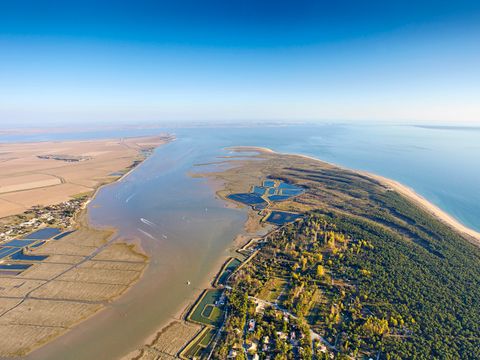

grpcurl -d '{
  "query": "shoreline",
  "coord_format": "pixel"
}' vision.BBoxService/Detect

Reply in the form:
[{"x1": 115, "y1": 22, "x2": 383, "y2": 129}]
[
  {"x1": 0, "y1": 134, "x2": 173, "y2": 358},
  {"x1": 0, "y1": 134, "x2": 174, "y2": 219},
  {"x1": 232, "y1": 146, "x2": 480, "y2": 246}
]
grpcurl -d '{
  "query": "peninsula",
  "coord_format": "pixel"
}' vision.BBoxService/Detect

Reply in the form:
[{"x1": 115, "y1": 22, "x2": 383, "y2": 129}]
[{"x1": 126, "y1": 147, "x2": 480, "y2": 360}]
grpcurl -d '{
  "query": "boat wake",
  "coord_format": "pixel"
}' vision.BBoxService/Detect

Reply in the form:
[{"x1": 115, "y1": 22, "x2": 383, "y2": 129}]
[
  {"x1": 140, "y1": 218, "x2": 157, "y2": 227},
  {"x1": 137, "y1": 228, "x2": 157, "y2": 240}
]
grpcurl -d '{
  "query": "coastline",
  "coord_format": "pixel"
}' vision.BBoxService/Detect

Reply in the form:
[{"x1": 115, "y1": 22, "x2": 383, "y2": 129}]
[
  {"x1": 0, "y1": 134, "x2": 173, "y2": 358},
  {"x1": 0, "y1": 135, "x2": 174, "y2": 218},
  {"x1": 233, "y1": 146, "x2": 480, "y2": 246},
  {"x1": 113, "y1": 142, "x2": 480, "y2": 359}
]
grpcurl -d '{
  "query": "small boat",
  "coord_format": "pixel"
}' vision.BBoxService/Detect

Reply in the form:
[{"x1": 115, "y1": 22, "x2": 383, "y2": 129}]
[{"x1": 187, "y1": 280, "x2": 191, "y2": 285}]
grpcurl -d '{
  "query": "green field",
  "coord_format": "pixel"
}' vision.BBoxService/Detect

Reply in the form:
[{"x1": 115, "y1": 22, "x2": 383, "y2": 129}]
[{"x1": 189, "y1": 289, "x2": 224, "y2": 326}]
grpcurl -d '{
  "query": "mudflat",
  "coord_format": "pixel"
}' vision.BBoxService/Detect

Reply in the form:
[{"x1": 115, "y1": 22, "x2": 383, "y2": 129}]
[{"x1": 0, "y1": 135, "x2": 172, "y2": 218}]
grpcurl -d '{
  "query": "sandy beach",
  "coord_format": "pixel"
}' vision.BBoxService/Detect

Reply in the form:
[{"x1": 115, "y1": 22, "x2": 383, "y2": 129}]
[{"x1": 364, "y1": 173, "x2": 480, "y2": 245}]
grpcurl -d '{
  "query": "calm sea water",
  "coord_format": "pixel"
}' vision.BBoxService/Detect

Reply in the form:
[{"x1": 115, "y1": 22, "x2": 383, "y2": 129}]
[{"x1": 5, "y1": 123, "x2": 479, "y2": 359}]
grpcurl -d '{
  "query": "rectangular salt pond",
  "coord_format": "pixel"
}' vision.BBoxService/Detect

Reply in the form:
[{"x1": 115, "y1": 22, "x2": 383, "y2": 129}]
[
  {"x1": 252, "y1": 186, "x2": 266, "y2": 195},
  {"x1": 278, "y1": 182, "x2": 304, "y2": 195},
  {"x1": 0, "y1": 263, "x2": 32, "y2": 270},
  {"x1": 280, "y1": 188, "x2": 304, "y2": 196},
  {"x1": 0, "y1": 247, "x2": 21, "y2": 259},
  {"x1": 11, "y1": 251, "x2": 48, "y2": 261},
  {"x1": 53, "y1": 230, "x2": 75, "y2": 240},
  {"x1": 22, "y1": 227, "x2": 61, "y2": 240},
  {"x1": 268, "y1": 195, "x2": 292, "y2": 202},
  {"x1": 3, "y1": 239, "x2": 38, "y2": 247},
  {"x1": 227, "y1": 193, "x2": 266, "y2": 206},
  {"x1": 263, "y1": 180, "x2": 275, "y2": 187}
]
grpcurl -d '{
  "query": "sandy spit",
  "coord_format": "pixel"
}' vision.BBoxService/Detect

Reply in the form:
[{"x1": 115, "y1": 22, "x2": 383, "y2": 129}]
[{"x1": 235, "y1": 146, "x2": 480, "y2": 246}]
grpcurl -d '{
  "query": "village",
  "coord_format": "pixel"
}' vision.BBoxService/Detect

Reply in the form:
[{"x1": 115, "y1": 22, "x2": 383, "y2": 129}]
[{"x1": 0, "y1": 196, "x2": 87, "y2": 243}]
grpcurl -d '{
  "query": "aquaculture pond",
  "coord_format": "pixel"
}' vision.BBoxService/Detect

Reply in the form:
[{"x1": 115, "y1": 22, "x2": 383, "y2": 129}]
[
  {"x1": 252, "y1": 186, "x2": 267, "y2": 195},
  {"x1": 228, "y1": 179, "x2": 304, "y2": 209},
  {"x1": 11, "y1": 251, "x2": 49, "y2": 261},
  {"x1": 0, "y1": 263, "x2": 32, "y2": 270},
  {"x1": 227, "y1": 193, "x2": 266, "y2": 207},
  {"x1": 3, "y1": 239, "x2": 38, "y2": 247},
  {"x1": 216, "y1": 258, "x2": 242, "y2": 286},
  {"x1": 0, "y1": 227, "x2": 60, "y2": 274},
  {"x1": 263, "y1": 180, "x2": 275, "y2": 187},
  {"x1": 189, "y1": 289, "x2": 225, "y2": 327},
  {"x1": 22, "y1": 227, "x2": 62, "y2": 240},
  {"x1": 266, "y1": 211, "x2": 303, "y2": 226},
  {"x1": 53, "y1": 230, "x2": 76, "y2": 240},
  {"x1": 0, "y1": 247, "x2": 21, "y2": 259}
]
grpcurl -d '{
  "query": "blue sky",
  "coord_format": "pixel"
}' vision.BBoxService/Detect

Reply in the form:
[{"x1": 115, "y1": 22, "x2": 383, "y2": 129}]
[{"x1": 1, "y1": 0, "x2": 480, "y2": 125}]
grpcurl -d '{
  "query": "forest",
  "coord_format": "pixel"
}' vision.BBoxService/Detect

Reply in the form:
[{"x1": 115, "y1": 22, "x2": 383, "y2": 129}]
[{"x1": 214, "y1": 203, "x2": 480, "y2": 359}]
